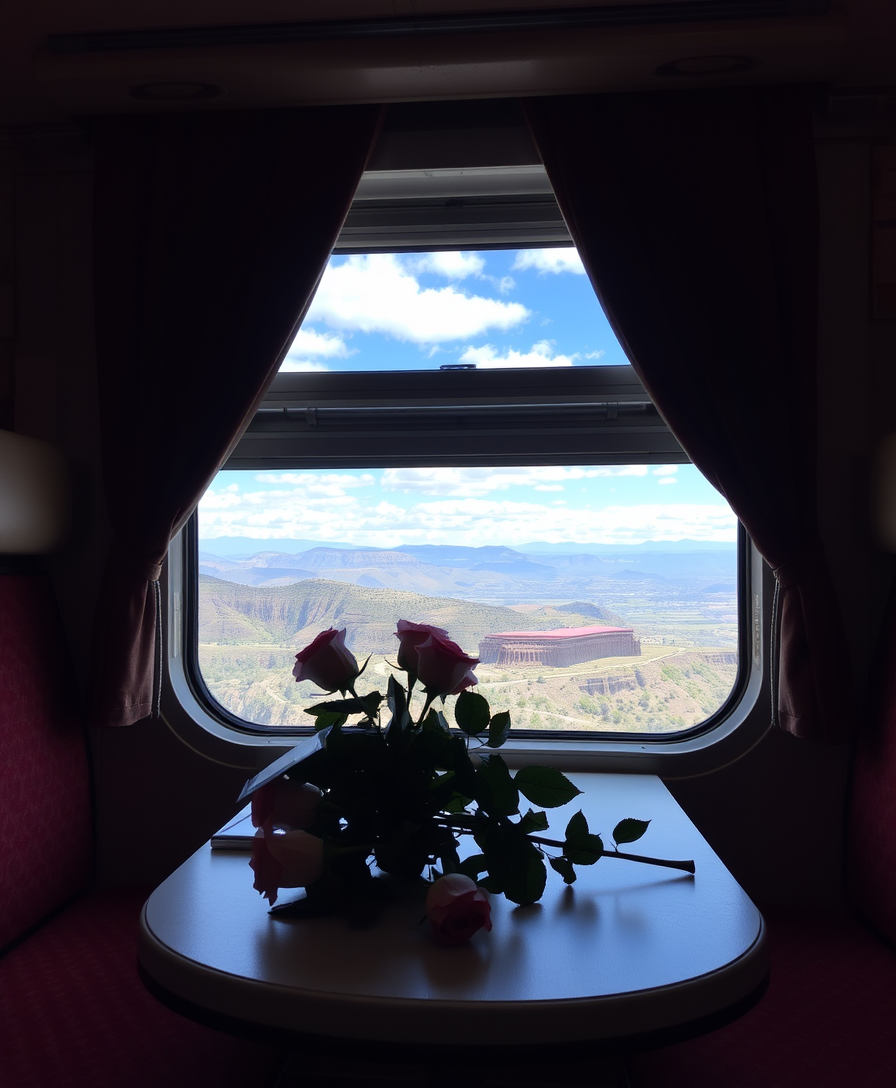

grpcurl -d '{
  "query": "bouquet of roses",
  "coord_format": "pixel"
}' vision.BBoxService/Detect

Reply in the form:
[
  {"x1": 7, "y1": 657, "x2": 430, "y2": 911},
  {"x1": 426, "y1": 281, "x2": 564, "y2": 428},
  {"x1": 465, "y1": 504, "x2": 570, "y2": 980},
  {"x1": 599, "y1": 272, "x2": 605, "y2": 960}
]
[{"x1": 243, "y1": 620, "x2": 694, "y2": 944}]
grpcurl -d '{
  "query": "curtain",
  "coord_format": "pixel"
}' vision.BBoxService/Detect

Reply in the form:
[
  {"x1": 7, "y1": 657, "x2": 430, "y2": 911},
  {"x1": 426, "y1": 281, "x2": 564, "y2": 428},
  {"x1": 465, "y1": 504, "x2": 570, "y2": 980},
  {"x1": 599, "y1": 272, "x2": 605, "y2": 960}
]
[
  {"x1": 523, "y1": 89, "x2": 853, "y2": 741},
  {"x1": 91, "y1": 106, "x2": 384, "y2": 728}
]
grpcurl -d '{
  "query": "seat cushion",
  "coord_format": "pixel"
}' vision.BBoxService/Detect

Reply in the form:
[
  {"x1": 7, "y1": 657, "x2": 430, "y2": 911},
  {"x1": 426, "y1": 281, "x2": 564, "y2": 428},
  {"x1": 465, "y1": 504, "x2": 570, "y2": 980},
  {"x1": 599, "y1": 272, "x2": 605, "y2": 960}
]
[
  {"x1": 0, "y1": 575, "x2": 93, "y2": 950},
  {"x1": 847, "y1": 594, "x2": 896, "y2": 946},
  {"x1": 627, "y1": 908, "x2": 896, "y2": 1088},
  {"x1": 0, "y1": 886, "x2": 287, "y2": 1088}
]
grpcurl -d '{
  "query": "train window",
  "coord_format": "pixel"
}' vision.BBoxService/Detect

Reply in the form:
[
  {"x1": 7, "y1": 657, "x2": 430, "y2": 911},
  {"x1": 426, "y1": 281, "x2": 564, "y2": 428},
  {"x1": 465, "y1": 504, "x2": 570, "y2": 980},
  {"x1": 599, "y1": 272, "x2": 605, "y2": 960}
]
[
  {"x1": 165, "y1": 165, "x2": 762, "y2": 761},
  {"x1": 182, "y1": 274, "x2": 748, "y2": 741}
]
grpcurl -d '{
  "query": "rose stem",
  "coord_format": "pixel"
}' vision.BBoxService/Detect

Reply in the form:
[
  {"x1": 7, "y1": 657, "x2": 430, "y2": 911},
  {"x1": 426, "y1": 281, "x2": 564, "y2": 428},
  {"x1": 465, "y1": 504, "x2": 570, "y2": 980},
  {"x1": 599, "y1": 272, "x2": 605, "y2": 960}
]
[{"x1": 434, "y1": 818, "x2": 695, "y2": 875}]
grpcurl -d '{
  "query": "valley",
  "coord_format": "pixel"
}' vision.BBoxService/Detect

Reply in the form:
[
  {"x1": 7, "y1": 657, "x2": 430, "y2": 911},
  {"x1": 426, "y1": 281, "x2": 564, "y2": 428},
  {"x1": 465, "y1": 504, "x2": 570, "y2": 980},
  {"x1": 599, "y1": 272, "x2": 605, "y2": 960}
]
[{"x1": 196, "y1": 539, "x2": 739, "y2": 734}]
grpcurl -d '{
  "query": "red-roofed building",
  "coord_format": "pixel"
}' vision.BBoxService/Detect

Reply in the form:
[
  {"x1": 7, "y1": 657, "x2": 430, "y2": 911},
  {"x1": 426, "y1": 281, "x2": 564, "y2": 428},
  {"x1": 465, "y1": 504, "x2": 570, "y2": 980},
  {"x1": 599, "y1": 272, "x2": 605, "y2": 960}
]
[{"x1": 478, "y1": 625, "x2": 640, "y2": 667}]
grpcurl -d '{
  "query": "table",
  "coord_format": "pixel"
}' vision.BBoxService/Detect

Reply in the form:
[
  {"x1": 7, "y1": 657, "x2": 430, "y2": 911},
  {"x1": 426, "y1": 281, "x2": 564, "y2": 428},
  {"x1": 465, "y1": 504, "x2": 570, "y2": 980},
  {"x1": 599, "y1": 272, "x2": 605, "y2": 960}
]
[{"x1": 139, "y1": 773, "x2": 766, "y2": 1084}]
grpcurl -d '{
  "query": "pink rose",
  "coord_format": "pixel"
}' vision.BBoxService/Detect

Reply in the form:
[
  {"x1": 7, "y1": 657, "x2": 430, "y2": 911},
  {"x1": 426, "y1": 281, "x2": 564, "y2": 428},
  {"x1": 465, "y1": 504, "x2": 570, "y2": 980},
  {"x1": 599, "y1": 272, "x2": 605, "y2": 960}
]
[
  {"x1": 293, "y1": 628, "x2": 359, "y2": 693},
  {"x1": 395, "y1": 620, "x2": 450, "y2": 677},
  {"x1": 250, "y1": 825, "x2": 324, "y2": 905},
  {"x1": 250, "y1": 781, "x2": 277, "y2": 829},
  {"x1": 251, "y1": 777, "x2": 322, "y2": 830},
  {"x1": 249, "y1": 831, "x2": 284, "y2": 904},
  {"x1": 415, "y1": 632, "x2": 478, "y2": 697},
  {"x1": 426, "y1": 874, "x2": 492, "y2": 946}
]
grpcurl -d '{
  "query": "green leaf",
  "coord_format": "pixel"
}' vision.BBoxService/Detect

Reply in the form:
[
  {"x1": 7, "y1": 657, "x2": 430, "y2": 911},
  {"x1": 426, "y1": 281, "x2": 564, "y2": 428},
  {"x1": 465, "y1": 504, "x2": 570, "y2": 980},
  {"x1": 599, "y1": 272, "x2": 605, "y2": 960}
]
[
  {"x1": 428, "y1": 769, "x2": 455, "y2": 790},
  {"x1": 385, "y1": 674, "x2": 411, "y2": 741},
  {"x1": 549, "y1": 856, "x2": 578, "y2": 885},
  {"x1": 457, "y1": 853, "x2": 488, "y2": 879},
  {"x1": 564, "y1": 810, "x2": 603, "y2": 865},
  {"x1": 440, "y1": 736, "x2": 478, "y2": 797},
  {"x1": 566, "y1": 810, "x2": 588, "y2": 840},
  {"x1": 613, "y1": 818, "x2": 651, "y2": 846},
  {"x1": 472, "y1": 818, "x2": 546, "y2": 906},
  {"x1": 486, "y1": 710, "x2": 512, "y2": 749},
  {"x1": 515, "y1": 766, "x2": 582, "y2": 809},
  {"x1": 517, "y1": 808, "x2": 549, "y2": 835},
  {"x1": 475, "y1": 754, "x2": 520, "y2": 817},
  {"x1": 565, "y1": 834, "x2": 604, "y2": 866},
  {"x1": 305, "y1": 699, "x2": 367, "y2": 717},
  {"x1": 504, "y1": 852, "x2": 547, "y2": 906},
  {"x1": 423, "y1": 707, "x2": 450, "y2": 733},
  {"x1": 307, "y1": 710, "x2": 347, "y2": 731},
  {"x1": 443, "y1": 792, "x2": 472, "y2": 814},
  {"x1": 408, "y1": 710, "x2": 453, "y2": 768},
  {"x1": 454, "y1": 690, "x2": 491, "y2": 736}
]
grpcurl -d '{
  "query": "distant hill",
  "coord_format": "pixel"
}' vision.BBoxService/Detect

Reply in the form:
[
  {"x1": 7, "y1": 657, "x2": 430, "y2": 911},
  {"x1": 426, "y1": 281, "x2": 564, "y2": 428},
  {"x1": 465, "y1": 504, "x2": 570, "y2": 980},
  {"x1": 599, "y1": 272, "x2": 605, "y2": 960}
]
[
  {"x1": 198, "y1": 541, "x2": 736, "y2": 592},
  {"x1": 198, "y1": 575, "x2": 606, "y2": 654},
  {"x1": 555, "y1": 601, "x2": 628, "y2": 625}
]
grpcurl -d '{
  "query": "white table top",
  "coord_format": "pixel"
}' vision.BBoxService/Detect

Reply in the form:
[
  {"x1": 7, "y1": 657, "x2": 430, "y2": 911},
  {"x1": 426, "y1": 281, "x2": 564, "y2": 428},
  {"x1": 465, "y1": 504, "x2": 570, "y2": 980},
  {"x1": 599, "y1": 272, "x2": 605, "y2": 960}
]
[{"x1": 139, "y1": 772, "x2": 766, "y2": 1047}]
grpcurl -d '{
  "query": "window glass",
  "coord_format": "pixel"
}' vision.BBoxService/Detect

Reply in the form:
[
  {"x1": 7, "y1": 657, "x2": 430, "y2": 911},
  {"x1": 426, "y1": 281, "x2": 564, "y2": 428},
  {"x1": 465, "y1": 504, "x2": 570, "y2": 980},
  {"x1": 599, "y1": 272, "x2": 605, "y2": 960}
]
[
  {"x1": 190, "y1": 245, "x2": 741, "y2": 736},
  {"x1": 281, "y1": 247, "x2": 628, "y2": 373},
  {"x1": 196, "y1": 462, "x2": 738, "y2": 733}
]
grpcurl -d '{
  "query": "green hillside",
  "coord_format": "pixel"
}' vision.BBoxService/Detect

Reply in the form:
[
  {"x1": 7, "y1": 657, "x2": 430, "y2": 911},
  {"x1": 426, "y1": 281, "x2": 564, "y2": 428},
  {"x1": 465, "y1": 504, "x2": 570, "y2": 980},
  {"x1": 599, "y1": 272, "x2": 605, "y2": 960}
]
[{"x1": 197, "y1": 574, "x2": 627, "y2": 655}]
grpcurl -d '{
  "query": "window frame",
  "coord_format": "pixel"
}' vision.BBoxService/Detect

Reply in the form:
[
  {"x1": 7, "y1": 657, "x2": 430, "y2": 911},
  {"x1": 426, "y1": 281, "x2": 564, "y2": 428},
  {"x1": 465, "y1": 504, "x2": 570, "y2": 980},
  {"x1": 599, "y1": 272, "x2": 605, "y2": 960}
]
[
  {"x1": 163, "y1": 517, "x2": 770, "y2": 775},
  {"x1": 161, "y1": 166, "x2": 772, "y2": 774}
]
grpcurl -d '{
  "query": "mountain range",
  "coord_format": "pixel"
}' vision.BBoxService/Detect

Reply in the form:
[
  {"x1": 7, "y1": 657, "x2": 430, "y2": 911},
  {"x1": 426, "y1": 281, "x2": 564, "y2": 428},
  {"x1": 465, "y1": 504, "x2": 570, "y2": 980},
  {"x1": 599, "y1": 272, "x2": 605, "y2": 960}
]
[{"x1": 198, "y1": 541, "x2": 737, "y2": 600}]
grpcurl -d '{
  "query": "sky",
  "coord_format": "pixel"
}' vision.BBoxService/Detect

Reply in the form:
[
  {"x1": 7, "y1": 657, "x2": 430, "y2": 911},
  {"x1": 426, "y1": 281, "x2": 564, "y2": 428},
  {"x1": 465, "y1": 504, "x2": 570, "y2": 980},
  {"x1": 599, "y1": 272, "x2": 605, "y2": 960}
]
[
  {"x1": 198, "y1": 248, "x2": 736, "y2": 550},
  {"x1": 200, "y1": 465, "x2": 736, "y2": 550},
  {"x1": 280, "y1": 247, "x2": 628, "y2": 372}
]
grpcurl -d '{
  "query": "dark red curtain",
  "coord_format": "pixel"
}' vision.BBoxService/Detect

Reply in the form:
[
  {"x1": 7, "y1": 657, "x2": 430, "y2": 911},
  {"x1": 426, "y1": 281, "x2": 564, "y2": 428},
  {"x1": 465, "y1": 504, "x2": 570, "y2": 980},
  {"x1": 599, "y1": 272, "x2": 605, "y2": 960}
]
[
  {"x1": 91, "y1": 106, "x2": 383, "y2": 727},
  {"x1": 523, "y1": 89, "x2": 853, "y2": 741}
]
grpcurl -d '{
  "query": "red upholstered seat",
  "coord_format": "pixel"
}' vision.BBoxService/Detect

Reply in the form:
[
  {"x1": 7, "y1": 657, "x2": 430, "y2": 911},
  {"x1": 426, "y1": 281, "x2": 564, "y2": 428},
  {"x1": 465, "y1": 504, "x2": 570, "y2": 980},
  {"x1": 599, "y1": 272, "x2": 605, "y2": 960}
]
[
  {"x1": 0, "y1": 887, "x2": 286, "y2": 1088},
  {"x1": 0, "y1": 575, "x2": 93, "y2": 949},
  {"x1": 847, "y1": 609, "x2": 896, "y2": 949},
  {"x1": 629, "y1": 585, "x2": 896, "y2": 1088},
  {"x1": 0, "y1": 571, "x2": 287, "y2": 1086},
  {"x1": 627, "y1": 907, "x2": 896, "y2": 1088}
]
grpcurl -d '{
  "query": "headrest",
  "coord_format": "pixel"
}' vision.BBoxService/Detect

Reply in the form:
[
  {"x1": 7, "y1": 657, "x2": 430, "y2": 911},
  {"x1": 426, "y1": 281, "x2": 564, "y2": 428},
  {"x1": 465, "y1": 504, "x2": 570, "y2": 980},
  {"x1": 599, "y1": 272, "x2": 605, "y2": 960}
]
[
  {"x1": 0, "y1": 430, "x2": 71, "y2": 554},
  {"x1": 872, "y1": 432, "x2": 896, "y2": 553}
]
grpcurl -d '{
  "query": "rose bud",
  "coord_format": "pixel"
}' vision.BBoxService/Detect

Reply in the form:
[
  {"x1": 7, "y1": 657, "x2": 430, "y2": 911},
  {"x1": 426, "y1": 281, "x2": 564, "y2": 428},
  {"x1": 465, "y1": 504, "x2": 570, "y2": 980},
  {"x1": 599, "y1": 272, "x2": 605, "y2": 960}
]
[
  {"x1": 250, "y1": 781, "x2": 277, "y2": 829},
  {"x1": 252, "y1": 777, "x2": 322, "y2": 830},
  {"x1": 414, "y1": 631, "x2": 478, "y2": 697},
  {"x1": 265, "y1": 827, "x2": 324, "y2": 887},
  {"x1": 292, "y1": 627, "x2": 359, "y2": 693},
  {"x1": 395, "y1": 620, "x2": 450, "y2": 679},
  {"x1": 426, "y1": 873, "x2": 492, "y2": 946},
  {"x1": 251, "y1": 827, "x2": 325, "y2": 905},
  {"x1": 249, "y1": 831, "x2": 284, "y2": 905}
]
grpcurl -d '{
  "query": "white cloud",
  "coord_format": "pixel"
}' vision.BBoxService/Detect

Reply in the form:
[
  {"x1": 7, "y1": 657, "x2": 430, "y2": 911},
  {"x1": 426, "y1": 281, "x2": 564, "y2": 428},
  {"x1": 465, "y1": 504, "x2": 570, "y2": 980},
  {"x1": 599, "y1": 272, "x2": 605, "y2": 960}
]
[
  {"x1": 279, "y1": 359, "x2": 332, "y2": 373},
  {"x1": 305, "y1": 254, "x2": 529, "y2": 344},
  {"x1": 654, "y1": 467, "x2": 679, "y2": 487},
  {"x1": 280, "y1": 327, "x2": 354, "y2": 373},
  {"x1": 288, "y1": 328, "x2": 351, "y2": 358},
  {"x1": 407, "y1": 252, "x2": 485, "y2": 278},
  {"x1": 512, "y1": 248, "x2": 586, "y2": 275},
  {"x1": 459, "y1": 339, "x2": 576, "y2": 369},
  {"x1": 380, "y1": 465, "x2": 649, "y2": 497},
  {"x1": 199, "y1": 468, "x2": 736, "y2": 548}
]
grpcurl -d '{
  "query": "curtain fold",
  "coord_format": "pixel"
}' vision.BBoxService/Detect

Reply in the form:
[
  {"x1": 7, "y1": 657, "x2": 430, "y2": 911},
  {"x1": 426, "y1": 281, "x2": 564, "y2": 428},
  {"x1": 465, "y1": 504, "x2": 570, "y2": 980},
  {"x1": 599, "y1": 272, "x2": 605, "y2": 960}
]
[
  {"x1": 91, "y1": 105, "x2": 384, "y2": 727},
  {"x1": 523, "y1": 88, "x2": 853, "y2": 741}
]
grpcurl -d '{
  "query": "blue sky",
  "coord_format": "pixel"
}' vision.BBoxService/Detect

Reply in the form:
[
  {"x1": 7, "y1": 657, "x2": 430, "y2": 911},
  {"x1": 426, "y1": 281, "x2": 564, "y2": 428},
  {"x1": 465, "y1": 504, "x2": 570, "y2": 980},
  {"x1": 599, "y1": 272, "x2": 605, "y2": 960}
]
[
  {"x1": 281, "y1": 247, "x2": 629, "y2": 372},
  {"x1": 198, "y1": 249, "x2": 736, "y2": 549}
]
